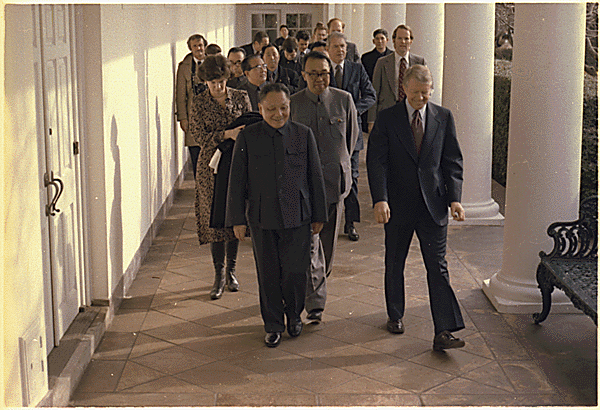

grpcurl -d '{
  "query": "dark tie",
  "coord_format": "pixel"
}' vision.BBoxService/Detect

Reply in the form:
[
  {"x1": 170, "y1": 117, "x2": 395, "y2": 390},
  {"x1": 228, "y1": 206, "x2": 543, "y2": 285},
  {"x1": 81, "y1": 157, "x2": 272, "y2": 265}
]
[
  {"x1": 411, "y1": 110, "x2": 424, "y2": 154},
  {"x1": 398, "y1": 58, "x2": 407, "y2": 101},
  {"x1": 335, "y1": 65, "x2": 343, "y2": 88}
]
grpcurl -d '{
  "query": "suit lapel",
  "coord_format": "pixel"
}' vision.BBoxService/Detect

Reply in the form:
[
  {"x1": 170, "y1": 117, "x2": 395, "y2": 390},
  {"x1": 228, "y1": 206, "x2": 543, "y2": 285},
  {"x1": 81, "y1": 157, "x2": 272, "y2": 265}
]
[
  {"x1": 384, "y1": 54, "x2": 397, "y2": 99},
  {"x1": 341, "y1": 63, "x2": 351, "y2": 89},
  {"x1": 419, "y1": 103, "x2": 440, "y2": 160},
  {"x1": 392, "y1": 102, "x2": 419, "y2": 164}
]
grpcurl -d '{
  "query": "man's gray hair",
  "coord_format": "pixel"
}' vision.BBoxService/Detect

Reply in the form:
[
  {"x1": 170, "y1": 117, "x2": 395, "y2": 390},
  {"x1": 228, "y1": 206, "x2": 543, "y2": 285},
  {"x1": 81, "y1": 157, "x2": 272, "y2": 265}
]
[
  {"x1": 403, "y1": 64, "x2": 434, "y2": 88},
  {"x1": 326, "y1": 31, "x2": 347, "y2": 47}
]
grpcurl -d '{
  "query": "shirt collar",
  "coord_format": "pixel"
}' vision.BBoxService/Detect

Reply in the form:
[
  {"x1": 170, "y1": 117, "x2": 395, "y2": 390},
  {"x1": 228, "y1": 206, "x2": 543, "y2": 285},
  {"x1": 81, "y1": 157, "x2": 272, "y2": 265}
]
[
  {"x1": 405, "y1": 99, "x2": 426, "y2": 120},
  {"x1": 264, "y1": 119, "x2": 290, "y2": 137},
  {"x1": 395, "y1": 51, "x2": 410, "y2": 66},
  {"x1": 332, "y1": 60, "x2": 345, "y2": 70},
  {"x1": 305, "y1": 86, "x2": 330, "y2": 103}
]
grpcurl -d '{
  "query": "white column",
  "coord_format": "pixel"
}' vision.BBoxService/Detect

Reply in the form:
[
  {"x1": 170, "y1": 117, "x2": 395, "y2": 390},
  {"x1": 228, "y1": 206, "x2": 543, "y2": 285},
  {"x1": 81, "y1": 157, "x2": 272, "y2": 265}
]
[
  {"x1": 350, "y1": 4, "x2": 365, "y2": 55},
  {"x1": 405, "y1": 3, "x2": 444, "y2": 104},
  {"x1": 363, "y1": 4, "x2": 382, "y2": 54},
  {"x1": 442, "y1": 3, "x2": 503, "y2": 225},
  {"x1": 380, "y1": 4, "x2": 406, "y2": 34},
  {"x1": 483, "y1": 3, "x2": 586, "y2": 313}
]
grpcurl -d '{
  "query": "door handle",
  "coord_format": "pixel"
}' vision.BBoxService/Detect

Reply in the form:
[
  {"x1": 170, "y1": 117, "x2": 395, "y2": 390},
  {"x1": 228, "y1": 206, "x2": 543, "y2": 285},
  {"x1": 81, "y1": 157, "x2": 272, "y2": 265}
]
[{"x1": 44, "y1": 171, "x2": 64, "y2": 216}]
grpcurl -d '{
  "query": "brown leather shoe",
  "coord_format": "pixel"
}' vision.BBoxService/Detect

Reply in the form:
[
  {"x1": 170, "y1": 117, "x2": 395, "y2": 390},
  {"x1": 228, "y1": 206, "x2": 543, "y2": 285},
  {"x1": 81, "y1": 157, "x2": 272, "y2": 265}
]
[
  {"x1": 386, "y1": 318, "x2": 405, "y2": 334},
  {"x1": 433, "y1": 330, "x2": 465, "y2": 351}
]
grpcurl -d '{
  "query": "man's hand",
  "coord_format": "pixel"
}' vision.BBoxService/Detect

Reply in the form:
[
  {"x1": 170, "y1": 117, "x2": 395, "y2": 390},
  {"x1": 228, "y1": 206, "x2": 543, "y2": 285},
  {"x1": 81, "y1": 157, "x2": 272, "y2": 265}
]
[
  {"x1": 373, "y1": 201, "x2": 390, "y2": 224},
  {"x1": 451, "y1": 202, "x2": 465, "y2": 221},
  {"x1": 311, "y1": 222, "x2": 324, "y2": 235},
  {"x1": 233, "y1": 225, "x2": 247, "y2": 241},
  {"x1": 367, "y1": 122, "x2": 374, "y2": 133},
  {"x1": 179, "y1": 119, "x2": 189, "y2": 133},
  {"x1": 224, "y1": 125, "x2": 245, "y2": 141}
]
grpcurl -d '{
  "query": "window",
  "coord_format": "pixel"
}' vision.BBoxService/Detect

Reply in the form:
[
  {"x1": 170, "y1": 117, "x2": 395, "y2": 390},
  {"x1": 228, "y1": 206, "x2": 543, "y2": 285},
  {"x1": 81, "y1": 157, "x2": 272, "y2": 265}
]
[
  {"x1": 251, "y1": 13, "x2": 279, "y2": 45},
  {"x1": 285, "y1": 13, "x2": 312, "y2": 38}
]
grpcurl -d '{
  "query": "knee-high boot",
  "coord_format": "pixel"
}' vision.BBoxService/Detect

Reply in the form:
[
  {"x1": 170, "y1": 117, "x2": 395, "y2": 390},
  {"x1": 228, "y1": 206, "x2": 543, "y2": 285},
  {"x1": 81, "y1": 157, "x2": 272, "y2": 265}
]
[
  {"x1": 210, "y1": 242, "x2": 226, "y2": 300},
  {"x1": 225, "y1": 239, "x2": 240, "y2": 292}
]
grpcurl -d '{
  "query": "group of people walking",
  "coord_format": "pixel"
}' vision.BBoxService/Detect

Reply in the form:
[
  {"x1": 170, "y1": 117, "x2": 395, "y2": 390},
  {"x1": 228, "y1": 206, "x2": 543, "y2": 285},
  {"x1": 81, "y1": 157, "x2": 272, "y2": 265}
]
[{"x1": 175, "y1": 17, "x2": 467, "y2": 352}]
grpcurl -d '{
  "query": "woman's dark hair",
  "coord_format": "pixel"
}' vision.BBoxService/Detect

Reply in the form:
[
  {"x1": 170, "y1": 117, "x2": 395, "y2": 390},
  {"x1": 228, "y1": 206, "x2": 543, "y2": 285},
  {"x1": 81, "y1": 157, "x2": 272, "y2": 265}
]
[{"x1": 198, "y1": 54, "x2": 231, "y2": 81}]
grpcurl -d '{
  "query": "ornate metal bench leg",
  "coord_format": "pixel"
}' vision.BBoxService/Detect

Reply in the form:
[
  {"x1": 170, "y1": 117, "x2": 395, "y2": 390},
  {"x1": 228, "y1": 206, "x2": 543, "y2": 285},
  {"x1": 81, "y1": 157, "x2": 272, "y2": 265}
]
[{"x1": 533, "y1": 264, "x2": 554, "y2": 324}]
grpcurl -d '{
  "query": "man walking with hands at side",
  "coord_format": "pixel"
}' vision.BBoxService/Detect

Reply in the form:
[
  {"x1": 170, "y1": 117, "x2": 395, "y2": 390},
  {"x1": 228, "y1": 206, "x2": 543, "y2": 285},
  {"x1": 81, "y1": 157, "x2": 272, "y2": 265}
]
[{"x1": 367, "y1": 64, "x2": 467, "y2": 351}]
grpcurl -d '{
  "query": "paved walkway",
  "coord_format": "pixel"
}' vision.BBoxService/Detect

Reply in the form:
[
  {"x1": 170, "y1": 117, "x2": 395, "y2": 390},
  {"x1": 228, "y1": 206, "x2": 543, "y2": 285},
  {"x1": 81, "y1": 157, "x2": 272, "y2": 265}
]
[{"x1": 71, "y1": 154, "x2": 597, "y2": 407}]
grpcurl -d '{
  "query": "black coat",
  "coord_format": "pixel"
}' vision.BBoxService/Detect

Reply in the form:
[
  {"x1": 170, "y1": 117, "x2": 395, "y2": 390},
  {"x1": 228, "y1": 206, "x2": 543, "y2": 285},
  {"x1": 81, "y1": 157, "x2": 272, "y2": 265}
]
[{"x1": 226, "y1": 120, "x2": 328, "y2": 230}]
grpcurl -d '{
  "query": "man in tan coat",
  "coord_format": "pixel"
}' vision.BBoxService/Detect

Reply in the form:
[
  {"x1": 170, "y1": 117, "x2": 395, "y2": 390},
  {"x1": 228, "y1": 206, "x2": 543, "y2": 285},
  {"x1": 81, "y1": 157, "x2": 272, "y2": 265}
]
[{"x1": 176, "y1": 34, "x2": 207, "y2": 179}]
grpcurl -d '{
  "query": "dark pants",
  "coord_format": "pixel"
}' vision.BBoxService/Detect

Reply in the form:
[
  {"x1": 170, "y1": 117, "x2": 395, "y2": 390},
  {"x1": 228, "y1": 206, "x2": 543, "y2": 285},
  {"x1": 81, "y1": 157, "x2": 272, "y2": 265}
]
[
  {"x1": 344, "y1": 149, "x2": 361, "y2": 225},
  {"x1": 383, "y1": 200, "x2": 464, "y2": 335},
  {"x1": 250, "y1": 223, "x2": 311, "y2": 333},
  {"x1": 188, "y1": 146, "x2": 200, "y2": 180}
]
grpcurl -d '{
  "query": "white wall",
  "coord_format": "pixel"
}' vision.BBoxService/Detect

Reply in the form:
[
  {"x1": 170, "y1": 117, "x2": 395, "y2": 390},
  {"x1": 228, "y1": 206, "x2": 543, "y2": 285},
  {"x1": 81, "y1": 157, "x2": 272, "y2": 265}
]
[{"x1": 3, "y1": 5, "x2": 49, "y2": 406}]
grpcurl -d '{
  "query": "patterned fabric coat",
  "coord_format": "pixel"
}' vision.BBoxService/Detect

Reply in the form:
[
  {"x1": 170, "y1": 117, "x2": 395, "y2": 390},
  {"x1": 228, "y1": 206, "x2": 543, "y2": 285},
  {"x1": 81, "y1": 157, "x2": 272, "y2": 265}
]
[{"x1": 189, "y1": 87, "x2": 252, "y2": 244}]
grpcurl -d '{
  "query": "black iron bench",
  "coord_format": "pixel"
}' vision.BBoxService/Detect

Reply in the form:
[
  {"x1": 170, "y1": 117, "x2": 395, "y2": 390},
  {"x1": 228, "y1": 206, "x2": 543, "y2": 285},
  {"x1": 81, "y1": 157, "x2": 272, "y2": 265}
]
[{"x1": 533, "y1": 196, "x2": 598, "y2": 325}]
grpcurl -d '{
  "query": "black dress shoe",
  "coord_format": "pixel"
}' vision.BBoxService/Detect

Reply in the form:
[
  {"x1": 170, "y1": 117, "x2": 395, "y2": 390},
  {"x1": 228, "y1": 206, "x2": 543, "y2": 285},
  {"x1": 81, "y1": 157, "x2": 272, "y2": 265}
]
[
  {"x1": 287, "y1": 320, "x2": 303, "y2": 337},
  {"x1": 346, "y1": 223, "x2": 359, "y2": 241},
  {"x1": 433, "y1": 330, "x2": 465, "y2": 351},
  {"x1": 265, "y1": 332, "x2": 282, "y2": 347},
  {"x1": 386, "y1": 318, "x2": 405, "y2": 334},
  {"x1": 306, "y1": 311, "x2": 322, "y2": 323}
]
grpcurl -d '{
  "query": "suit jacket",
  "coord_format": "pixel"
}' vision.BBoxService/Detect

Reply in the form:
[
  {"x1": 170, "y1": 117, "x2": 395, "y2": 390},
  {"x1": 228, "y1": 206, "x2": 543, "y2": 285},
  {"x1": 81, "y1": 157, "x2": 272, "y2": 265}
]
[
  {"x1": 175, "y1": 53, "x2": 201, "y2": 146},
  {"x1": 290, "y1": 87, "x2": 360, "y2": 206},
  {"x1": 368, "y1": 52, "x2": 426, "y2": 122},
  {"x1": 225, "y1": 120, "x2": 328, "y2": 230},
  {"x1": 241, "y1": 43, "x2": 259, "y2": 57},
  {"x1": 235, "y1": 81, "x2": 264, "y2": 112},
  {"x1": 268, "y1": 65, "x2": 300, "y2": 94},
  {"x1": 331, "y1": 60, "x2": 376, "y2": 151},
  {"x1": 366, "y1": 100, "x2": 463, "y2": 226},
  {"x1": 361, "y1": 47, "x2": 393, "y2": 80}
]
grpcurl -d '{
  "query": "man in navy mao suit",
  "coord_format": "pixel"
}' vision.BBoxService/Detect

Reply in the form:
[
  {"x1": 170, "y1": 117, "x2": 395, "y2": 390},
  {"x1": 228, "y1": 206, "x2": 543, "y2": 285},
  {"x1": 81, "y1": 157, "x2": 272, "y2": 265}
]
[{"x1": 366, "y1": 64, "x2": 467, "y2": 352}]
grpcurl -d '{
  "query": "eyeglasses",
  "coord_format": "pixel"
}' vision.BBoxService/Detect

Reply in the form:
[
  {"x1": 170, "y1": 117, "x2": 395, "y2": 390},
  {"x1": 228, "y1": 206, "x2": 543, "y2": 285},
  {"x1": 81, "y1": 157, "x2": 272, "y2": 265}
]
[
  {"x1": 231, "y1": 61, "x2": 242, "y2": 66},
  {"x1": 250, "y1": 64, "x2": 267, "y2": 71},
  {"x1": 305, "y1": 71, "x2": 330, "y2": 79}
]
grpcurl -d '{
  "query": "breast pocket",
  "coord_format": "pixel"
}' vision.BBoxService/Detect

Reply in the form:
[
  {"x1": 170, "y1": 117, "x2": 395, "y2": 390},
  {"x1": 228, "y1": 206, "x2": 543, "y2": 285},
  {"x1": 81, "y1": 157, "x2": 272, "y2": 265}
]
[
  {"x1": 286, "y1": 146, "x2": 307, "y2": 168},
  {"x1": 330, "y1": 117, "x2": 346, "y2": 139}
]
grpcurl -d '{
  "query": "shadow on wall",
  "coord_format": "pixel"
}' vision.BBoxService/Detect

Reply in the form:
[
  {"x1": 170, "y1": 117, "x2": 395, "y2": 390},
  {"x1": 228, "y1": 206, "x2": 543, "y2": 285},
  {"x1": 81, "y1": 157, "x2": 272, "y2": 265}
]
[
  {"x1": 110, "y1": 115, "x2": 123, "y2": 285},
  {"x1": 135, "y1": 47, "x2": 150, "y2": 230},
  {"x1": 170, "y1": 41, "x2": 180, "y2": 178},
  {"x1": 155, "y1": 95, "x2": 163, "y2": 211}
]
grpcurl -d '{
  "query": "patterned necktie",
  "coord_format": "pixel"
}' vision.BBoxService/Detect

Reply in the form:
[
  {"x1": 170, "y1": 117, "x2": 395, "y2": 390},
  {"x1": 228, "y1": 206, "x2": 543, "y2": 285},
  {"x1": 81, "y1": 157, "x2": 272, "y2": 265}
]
[
  {"x1": 398, "y1": 58, "x2": 407, "y2": 101},
  {"x1": 411, "y1": 110, "x2": 424, "y2": 154},
  {"x1": 335, "y1": 65, "x2": 343, "y2": 88}
]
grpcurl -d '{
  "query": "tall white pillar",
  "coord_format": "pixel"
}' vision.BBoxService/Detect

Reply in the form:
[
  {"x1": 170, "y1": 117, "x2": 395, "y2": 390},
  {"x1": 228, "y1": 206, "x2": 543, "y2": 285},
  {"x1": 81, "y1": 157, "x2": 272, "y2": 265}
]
[
  {"x1": 442, "y1": 3, "x2": 503, "y2": 225},
  {"x1": 363, "y1": 4, "x2": 382, "y2": 54},
  {"x1": 483, "y1": 3, "x2": 586, "y2": 313},
  {"x1": 350, "y1": 4, "x2": 365, "y2": 55},
  {"x1": 405, "y1": 3, "x2": 444, "y2": 104},
  {"x1": 380, "y1": 4, "x2": 406, "y2": 34}
]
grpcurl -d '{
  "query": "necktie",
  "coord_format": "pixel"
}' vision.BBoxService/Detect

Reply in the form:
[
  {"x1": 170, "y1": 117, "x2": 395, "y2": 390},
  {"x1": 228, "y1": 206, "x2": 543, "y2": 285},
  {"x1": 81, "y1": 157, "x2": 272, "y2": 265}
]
[
  {"x1": 411, "y1": 110, "x2": 424, "y2": 154},
  {"x1": 398, "y1": 58, "x2": 407, "y2": 101},
  {"x1": 335, "y1": 65, "x2": 343, "y2": 88}
]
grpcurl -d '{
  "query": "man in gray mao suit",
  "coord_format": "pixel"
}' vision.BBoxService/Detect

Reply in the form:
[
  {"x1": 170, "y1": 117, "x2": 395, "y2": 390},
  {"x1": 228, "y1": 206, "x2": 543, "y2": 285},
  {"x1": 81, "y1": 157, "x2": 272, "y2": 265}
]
[
  {"x1": 290, "y1": 51, "x2": 360, "y2": 322},
  {"x1": 368, "y1": 24, "x2": 426, "y2": 130}
]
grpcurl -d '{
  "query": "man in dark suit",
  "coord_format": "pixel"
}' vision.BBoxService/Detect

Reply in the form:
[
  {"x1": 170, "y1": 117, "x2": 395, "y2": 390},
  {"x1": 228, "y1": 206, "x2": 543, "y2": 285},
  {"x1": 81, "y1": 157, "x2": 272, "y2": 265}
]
[
  {"x1": 236, "y1": 54, "x2": 267, "y2": 111},
  {"x1": 241, "y1": 31, "x2": 270, "y2": 57},
  {"x1": 226, "y1": 83, "x2": 328, "y2": 348},
  {"x1": 361, "y1": 28, "x2": 393, "y2": 133},
  {"x1": 226, "y1": 47, "x2": 248, "y2": 89},
  {"x1": 290, "y1": 51, "x2": 360, "y2": 323},
  {"x1": 368, "y1": 24, "x2": 426, "y2": 131},
  {"x1": 366, "y1": 64, "x2": 467, "y2": 351},
  {"x1": 327, "y1": 18, "x2": 360, "y2": 62},
  {"x1": 327, "y1": 32, "x2": 376, "y2": 241}
]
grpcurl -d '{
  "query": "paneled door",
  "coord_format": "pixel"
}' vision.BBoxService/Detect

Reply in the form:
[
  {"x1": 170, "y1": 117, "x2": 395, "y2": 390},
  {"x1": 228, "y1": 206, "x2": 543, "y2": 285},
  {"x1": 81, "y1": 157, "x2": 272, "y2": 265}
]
[{"x1": 35, "y1": 4, "x2": 85, "y2": 348}]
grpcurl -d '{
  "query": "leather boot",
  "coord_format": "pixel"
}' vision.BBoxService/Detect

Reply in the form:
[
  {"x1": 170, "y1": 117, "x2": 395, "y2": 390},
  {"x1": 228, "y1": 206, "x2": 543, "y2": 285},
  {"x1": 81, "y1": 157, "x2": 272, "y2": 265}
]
[
  {"x1": 225, "y1": 240, "x2": 239, "y2": 292},
  {"x1": 210, "y1": 242, "x2": 226, "y2": 300}
]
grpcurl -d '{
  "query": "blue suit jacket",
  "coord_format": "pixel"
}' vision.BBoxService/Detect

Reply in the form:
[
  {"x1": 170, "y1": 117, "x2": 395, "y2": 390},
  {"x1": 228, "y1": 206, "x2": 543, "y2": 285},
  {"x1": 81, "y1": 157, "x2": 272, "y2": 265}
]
[
  {"x1": 366, "y1": 100, "x2": 463, "y2": 226},
  {"x1": 331, "y1": 60, "x2": 376, "y2": 151}
]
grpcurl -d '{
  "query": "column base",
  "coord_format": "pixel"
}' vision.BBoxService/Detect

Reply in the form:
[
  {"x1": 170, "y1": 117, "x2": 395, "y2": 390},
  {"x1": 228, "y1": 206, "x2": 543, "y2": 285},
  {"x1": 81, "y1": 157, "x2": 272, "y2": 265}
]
[
  {"x1": 450, "y1": 198, "x2": 504, "y2": 226},
  {"x1": 482, "y1": 274, "x2": 581, "y2": 314}
]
